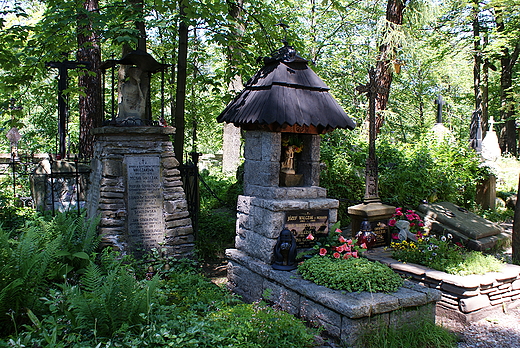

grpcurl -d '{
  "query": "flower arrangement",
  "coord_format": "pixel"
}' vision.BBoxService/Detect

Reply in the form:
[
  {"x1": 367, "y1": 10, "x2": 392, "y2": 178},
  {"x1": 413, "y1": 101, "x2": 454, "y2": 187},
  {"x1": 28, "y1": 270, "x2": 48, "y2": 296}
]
[
  {"x1": 391, "y1": 234, "x2": 504, "y2": 275},
  {"x1": 304, "y1": 222, "x2": 366, "y2": 260},
  {"x1": 388, "y1": 207, "x2": 425, "y2": 241}
]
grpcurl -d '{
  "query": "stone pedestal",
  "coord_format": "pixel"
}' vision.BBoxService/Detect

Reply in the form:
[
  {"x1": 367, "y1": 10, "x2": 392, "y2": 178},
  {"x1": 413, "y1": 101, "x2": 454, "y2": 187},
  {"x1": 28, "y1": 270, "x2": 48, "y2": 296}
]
[
  {"x1": 231, "y1": 130, "x2": 339, "y2": 265},
  {"x1": 348, "y1": 202, "x2": 395, "y2": 247},
  {"x1": 86, "y1": 126, "x2": 193, "y2": 258},
  {"x1": 476, "y1": 174, "x2": 496, "y2": 210}
]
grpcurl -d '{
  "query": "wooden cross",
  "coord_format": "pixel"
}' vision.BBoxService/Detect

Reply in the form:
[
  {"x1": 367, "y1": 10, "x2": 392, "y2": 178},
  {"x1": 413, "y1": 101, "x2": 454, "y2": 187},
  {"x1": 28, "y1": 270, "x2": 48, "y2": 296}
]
[{"x1": 356, "y1": 67, "x2": 387, "y2": 203}]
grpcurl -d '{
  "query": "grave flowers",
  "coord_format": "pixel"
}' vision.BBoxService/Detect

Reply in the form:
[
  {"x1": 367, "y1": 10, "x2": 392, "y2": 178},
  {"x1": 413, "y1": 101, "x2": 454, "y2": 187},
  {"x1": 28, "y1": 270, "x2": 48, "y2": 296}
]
[
  {"x1": 388, "y1": 207, "x2": 425, "y2": 241},
  {"x1": 303, "y1": 222, "x2": 366, "y2": 260}
]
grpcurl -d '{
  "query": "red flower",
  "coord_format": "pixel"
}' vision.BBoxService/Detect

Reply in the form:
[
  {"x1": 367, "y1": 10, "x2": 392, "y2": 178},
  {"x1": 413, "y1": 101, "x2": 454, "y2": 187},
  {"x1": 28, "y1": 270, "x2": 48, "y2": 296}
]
[
  {"x1": 336, "y1": 244, "x2": 345, "y2": 252},
  {"x1": 352, "y1": 251, "x2": 358, "y2": 258},
  {"x1": 335, "y1": 228, "x2": 342, "y2": 233},
  {"x1": 388, "y1": 219, "x2": 396, "y2": 227},
  {"x1": 338, "y1": 235, "x2": 347, "y2": 243},
  {"x1": 346, "y1": 239, "x2": 353, "y2": 245},
  {"x1": 343, "y1": 252, "x2": 352, "y2": 259},
  {"x1": 333, "y1": 252, "x2": 341, "y2": 259},
  {"x1": 306, "y1": 233, "x2": 315, "y2": 241},
  {"x1": 319, "y1": 248, "x2": 327, "y2": 256},
  {"x1": 360, "y1": 243, "x2": 367, "y2": 249}
]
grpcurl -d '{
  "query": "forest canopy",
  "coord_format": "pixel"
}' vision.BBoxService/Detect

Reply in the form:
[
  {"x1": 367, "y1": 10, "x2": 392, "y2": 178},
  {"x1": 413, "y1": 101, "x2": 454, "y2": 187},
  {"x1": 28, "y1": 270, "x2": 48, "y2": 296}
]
[{"x1": 0, "y1": 0, "x2": 519, "y2": 158}]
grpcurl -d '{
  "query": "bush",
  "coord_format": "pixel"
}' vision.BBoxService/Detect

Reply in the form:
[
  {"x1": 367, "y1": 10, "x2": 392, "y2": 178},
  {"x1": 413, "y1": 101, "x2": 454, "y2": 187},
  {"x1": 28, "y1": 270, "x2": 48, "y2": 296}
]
[{"x1": 298, "y1": 256, "x2": 403, "y2": 293}]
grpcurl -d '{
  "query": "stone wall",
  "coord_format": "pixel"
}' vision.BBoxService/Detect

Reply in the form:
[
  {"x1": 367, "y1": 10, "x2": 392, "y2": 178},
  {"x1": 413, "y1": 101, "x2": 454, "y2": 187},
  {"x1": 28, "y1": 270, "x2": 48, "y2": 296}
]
[
  {"x1": 365, "y1": 248, "x2": 520, "y2": 323},
  {"x1": 86, "y1": 126, "x2": 193, "y2": 258},
  {"x1": 227, "y1": 249, "x2": 441, "y2": 347}
]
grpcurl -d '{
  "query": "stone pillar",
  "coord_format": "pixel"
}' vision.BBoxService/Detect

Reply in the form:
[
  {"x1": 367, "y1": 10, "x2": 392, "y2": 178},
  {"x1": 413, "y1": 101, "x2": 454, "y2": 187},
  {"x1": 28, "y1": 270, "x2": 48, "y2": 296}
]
[
  {"x1": 86, "y1": 126, "x2": 193, "y2": 258},
  {"x1": 222, "y1": 123, "x2": 242, "y2": 174},
  {"x1": 231, "y1": 130, "x2": 339, "y2": 265},
  {"x1": 476, "y1": 174, "x2": 496, "y2": 210}
]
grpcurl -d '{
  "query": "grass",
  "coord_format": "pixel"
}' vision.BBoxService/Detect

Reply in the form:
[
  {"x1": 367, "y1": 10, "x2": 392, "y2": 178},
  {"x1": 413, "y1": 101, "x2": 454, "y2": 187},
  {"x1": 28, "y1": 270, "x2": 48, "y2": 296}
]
[{"x1": 356, "y1": 314, "x2": 458, "y2": 348}]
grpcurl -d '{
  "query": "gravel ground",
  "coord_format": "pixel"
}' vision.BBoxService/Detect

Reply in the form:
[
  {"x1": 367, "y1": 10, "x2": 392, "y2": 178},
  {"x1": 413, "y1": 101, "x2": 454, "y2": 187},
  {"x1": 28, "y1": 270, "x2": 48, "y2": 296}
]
[{"x1": 450, "y1": 306, "x2": 520, "y2": 348}]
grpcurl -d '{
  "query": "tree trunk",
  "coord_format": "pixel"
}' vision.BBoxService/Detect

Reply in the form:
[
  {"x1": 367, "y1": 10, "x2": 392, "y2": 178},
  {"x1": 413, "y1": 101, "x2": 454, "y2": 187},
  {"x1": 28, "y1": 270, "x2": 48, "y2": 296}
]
[
  {"x1": 375, "y1": 0, "x2": 407, "y2": 134},
  {"x1": 174, "y1": 2, "x2": 189, "y2": 164},
  {"x1": 513, "y1": 175, "x2": 520, "y2": 264},
  {"x1": 496, "y1": 9, "x2": 520, "y2": 155},
  {"x1": 77, "y1": 0, "x2": 102, "y2": 159},
  {"x1": 472, "y1": 0, "x2": 482, "y2": 117}
]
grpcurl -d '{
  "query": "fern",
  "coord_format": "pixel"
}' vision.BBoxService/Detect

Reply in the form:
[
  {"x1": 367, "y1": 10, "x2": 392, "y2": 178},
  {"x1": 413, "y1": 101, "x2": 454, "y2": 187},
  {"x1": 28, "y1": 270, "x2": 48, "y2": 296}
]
[{"x1": 65, "y1": 249, "x2": 160, "y2": 338}]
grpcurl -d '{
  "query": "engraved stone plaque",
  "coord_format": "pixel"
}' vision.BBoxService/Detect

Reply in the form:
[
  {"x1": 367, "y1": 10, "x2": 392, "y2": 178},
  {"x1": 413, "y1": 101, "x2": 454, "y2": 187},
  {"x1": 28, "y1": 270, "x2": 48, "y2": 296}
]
[
  {"x1": 285, "y1": 210, "x2": 329, "y2": 249},
  {"x1": 126, "y1": 156, "x2": 164, "y2": 250}
]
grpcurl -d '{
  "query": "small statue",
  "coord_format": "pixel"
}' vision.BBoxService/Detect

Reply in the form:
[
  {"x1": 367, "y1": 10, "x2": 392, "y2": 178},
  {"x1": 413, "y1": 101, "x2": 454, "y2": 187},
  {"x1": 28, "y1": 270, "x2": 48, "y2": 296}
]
[
  {"x1": 117, "y1": 66, "x2": 149, "y2": 122},
  {"x1": 272, "y1": 228, "x2": 297, "y2": 271},
  {"x1": 281, "y1": 145, "x2": 297, "y2": 174}
]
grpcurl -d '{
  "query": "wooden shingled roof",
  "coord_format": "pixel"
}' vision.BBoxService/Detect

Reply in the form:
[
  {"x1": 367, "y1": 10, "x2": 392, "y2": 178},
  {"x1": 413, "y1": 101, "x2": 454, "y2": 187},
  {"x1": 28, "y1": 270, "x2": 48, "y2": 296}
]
[{"x1": 217, "y1": 44, "x2": 356, "y2": 134}]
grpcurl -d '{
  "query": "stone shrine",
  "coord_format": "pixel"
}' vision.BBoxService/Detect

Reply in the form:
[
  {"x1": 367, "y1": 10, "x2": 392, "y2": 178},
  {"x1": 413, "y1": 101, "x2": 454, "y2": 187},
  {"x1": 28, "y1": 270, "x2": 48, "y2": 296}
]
[
  {"x1": 218, "y1": 46, "x2": 440, "y2": 346},
  {"x1": 218, "y1": 43, "x2": 356, "y2": 269}
]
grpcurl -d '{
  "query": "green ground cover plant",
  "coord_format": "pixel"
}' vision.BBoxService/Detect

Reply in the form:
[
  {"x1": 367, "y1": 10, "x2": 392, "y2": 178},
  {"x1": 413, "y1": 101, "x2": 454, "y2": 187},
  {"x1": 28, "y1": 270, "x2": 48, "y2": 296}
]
[
  {"x1": 0, "y1": 211, "x2": 318, "y2": 348},
  {"x1": 298, "y1": 256, "x2": 404, "y2": 293}
]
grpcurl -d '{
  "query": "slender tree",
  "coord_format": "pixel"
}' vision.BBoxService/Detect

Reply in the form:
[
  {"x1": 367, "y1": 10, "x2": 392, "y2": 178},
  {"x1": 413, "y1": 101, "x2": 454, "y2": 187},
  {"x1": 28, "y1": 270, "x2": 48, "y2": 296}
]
[
  {"x1": 77, "y1": 0, "x2": 102, "y2": 159},
  {"x1": 375, "y1": 0, "x2": 409, "y2": 133},
  {"x1": 174, "y1": 0, "x2": 189, "y2": 164}
]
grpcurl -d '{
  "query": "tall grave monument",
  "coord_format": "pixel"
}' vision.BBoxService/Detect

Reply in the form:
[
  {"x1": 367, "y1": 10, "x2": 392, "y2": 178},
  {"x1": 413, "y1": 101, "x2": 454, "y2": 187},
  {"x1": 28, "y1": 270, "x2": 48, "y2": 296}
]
[
  {"x1": 218, "y1": 43, "x2": 356, "y2": 300},
  {"x1": 348, "y1": 68, "x2": 395, "y2": 246},
  {"x1": 86, "y1": 50, "x2": 193, "y2": 258}
]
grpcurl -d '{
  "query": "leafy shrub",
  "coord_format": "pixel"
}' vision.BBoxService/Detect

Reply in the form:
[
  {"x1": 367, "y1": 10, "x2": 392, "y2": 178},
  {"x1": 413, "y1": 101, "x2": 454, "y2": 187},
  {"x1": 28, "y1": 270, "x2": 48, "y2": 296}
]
[
  {"x1": 391, "y1": 236, "x2": 504, "y2": 275},
  {"x1": 298, "y1": 256, "x2": 403, "y2": 293},
  {"x1": 320, "y1": 130, "x2": 486, "y2": 211}
]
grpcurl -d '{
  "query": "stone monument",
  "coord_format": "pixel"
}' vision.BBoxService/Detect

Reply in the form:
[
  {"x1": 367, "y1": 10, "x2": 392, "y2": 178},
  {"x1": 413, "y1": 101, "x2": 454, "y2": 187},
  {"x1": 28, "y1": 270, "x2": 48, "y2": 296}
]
[
  {"x1": 86, "y1": 52, "x2": 193, "y2": 258},
  {"x1": 348, "y1": 68, "x2": 395, "y2": 246},
  {"x1": 217, "y1": 42, "x2": 355, "y2": 298}
]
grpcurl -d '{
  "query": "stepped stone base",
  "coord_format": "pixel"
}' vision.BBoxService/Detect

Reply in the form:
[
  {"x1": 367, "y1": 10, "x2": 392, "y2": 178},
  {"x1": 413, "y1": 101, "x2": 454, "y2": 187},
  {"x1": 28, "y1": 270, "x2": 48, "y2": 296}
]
[
  {"x1": 227, "y1": 249, "x2": 441, "y2": 347},
  {"x1": 365, "y1": 247, "x2": 520, "y2": 323}
]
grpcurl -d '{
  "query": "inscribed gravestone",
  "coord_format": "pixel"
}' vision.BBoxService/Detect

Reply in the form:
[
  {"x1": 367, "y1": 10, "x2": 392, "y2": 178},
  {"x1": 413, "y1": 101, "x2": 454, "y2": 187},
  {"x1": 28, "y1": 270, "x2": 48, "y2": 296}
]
[{"x1": 126, "y1": 156, "x2": 165, "y2": 249}]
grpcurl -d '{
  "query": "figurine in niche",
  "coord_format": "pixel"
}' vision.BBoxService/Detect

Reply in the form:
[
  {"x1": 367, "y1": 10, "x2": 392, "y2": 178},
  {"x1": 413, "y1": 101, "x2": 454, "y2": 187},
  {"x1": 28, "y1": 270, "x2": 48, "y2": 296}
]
[
  {"x1": 272, "y1": 228, "x2": 297, "y2": 271},
  {"x1": 117, "y1": 66, "x2": 149, "y2": 122},
  {"x1": 280, "y1": 135, "x2": 304, "y2": 186}
]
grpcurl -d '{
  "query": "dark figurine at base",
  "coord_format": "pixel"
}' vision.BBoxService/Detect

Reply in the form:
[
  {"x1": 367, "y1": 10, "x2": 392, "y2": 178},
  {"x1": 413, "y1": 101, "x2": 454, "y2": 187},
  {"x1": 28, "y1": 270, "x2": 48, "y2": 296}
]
[
  {"x1": 355, "y1": 219, "x2": 377, "y2": 249},
  {"x1": 272, "y1": 228, "x2": 298, "y2": 271}
]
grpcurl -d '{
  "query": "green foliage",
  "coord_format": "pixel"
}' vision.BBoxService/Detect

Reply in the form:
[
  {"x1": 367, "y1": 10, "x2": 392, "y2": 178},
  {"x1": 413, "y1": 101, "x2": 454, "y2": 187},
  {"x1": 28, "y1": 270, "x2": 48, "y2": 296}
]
[
  {"x1": 196, "y1": 170, "x2": 241, "y2": 259},
  {"x1": 0, "y1": 212, "x2": 99, "y2": 335},
  {"x1": 320, "y1": 130, "x2": 487, "y2": 214},
  {"x1": 298, "y1": 256, "x2": 404, "y2": 293},
  {"x1": 204, "y1": 303, "x2": 318, "y2": 348},
  {"x1": 64, "y1": 249, "x2": 160, "y2": 338},
  {"x1": 356, "y1": 313, "x2": 458, "y2": 348},
  {"x1": 391, "y1": 236, "x2": 504, "y2": 276}
]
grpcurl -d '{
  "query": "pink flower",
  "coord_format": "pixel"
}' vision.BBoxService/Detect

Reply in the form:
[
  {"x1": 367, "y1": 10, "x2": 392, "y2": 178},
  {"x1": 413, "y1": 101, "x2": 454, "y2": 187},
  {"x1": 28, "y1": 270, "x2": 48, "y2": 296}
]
[
  {"x1": 360, "y1": 243, "x2": 367, "y2": 249},
  {"x1": 306, "y1": 233, "x2": 315, "y2": 241},
  {"x1": 319, "y1": 248, "x2": 327, "y2": 256},
  {"x1": 343, "y1": 252, "x2": 352, "y2": 259},
  {"x1": 418, "y1": 222, "x2": 424, "y2": 227},
  {"x1": 352, "y1": 251, "x2": 358, "y2": 258},
  {"x1": 391, "y1": 233, "x2": 399, "y2": 240},
  {"x1": 335, "y1": 228, "x2": 342, "y2": 233},
  {"x1": 388, "y1": 219, "x2": 396, "y2": 227},
  {"x1": 410, "y1": 222, "x2": 416, "y2": 227},
  {"x1": 347, "y1": 239, "x2": 353, "y2": 245},
  {"x1": 333, "y1": 252, "x2": 341, "y2": 259},
  {"x1": 344, "y1": 245, "x2": 351, "y2": 252},
  {"x1": 336, "y1": 244, "x2": 345, "y2": 252},
  {"x1": 338, "y1": 235, "x2": 347, "y2": 243},
  {"x1": 396, "y1": 210, "x2": 403, "y2": 216}
]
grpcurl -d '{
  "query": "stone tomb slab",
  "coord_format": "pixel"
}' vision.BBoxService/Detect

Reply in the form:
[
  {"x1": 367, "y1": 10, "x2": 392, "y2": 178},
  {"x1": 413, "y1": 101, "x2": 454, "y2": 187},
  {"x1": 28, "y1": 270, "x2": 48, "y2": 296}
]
[{"x1": 126, "y1": 156, "x2": 165, "y2": 250}]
